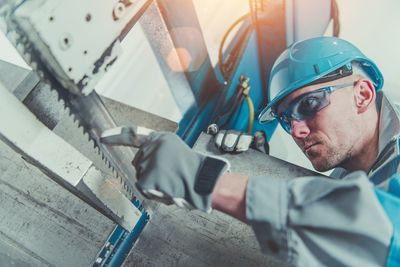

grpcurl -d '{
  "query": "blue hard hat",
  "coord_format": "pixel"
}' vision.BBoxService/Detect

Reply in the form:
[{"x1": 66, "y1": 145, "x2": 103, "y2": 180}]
[{"x1": 259, "y1": 36, "x2": 384, "y2": 123}]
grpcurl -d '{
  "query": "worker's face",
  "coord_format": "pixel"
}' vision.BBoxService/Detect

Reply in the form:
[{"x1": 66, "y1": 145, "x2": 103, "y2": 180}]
[{"x1": 276, "y1": 77, "x2": 361, "y2": 172}]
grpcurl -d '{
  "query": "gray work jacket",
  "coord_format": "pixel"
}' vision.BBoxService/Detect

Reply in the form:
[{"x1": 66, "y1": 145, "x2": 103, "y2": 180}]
[{"x1": 246, "y1": 91, "x2": 398, "y2": 266}]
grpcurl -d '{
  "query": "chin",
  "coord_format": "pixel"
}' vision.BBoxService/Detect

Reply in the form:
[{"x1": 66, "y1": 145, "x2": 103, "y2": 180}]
[
  {"x1": 307, "y1": 148, "x2": 335, "y2": 172},
  {"x1": 310, "y1": 158, "x2": 332, "y2": 172},
  {"x1": 313, "y1": 164, "x2": 331, "y2": 172}
]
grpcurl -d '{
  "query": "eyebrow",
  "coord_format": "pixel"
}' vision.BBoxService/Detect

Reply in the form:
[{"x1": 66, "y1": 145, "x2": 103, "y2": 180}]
[{"x1": 276, "y1": 90, "x2": 310, "y2": 114}]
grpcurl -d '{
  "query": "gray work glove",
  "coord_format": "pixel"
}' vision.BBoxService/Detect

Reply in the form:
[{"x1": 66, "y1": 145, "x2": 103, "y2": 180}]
[{"x1": 133, "y1": 132, "x2": 230, "y2": 212}]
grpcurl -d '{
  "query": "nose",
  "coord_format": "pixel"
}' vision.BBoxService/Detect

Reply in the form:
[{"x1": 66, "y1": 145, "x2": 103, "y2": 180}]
[{"x1": 290, "y1": 119, "x2": 310, "y2": 139}]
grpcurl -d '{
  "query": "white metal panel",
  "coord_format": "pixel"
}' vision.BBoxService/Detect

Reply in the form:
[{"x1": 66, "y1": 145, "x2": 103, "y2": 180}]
[
  {"x1": 285, "y1": 0, "x2": 331, "y2": 46},
  {"x1": 13, "y1": 0, "x2": 148, "y2": 94}
]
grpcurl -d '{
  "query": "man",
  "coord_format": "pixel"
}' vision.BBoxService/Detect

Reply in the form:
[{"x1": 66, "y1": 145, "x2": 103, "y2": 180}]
[{"x1": 131, "y1": 37, "x2": 400, "y2": 266}]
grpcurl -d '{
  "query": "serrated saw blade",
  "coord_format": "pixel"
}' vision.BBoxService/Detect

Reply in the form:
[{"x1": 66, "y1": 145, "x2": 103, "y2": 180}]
[{"x1": 0, "y1": 1, "x2": 145, "y2": 201}]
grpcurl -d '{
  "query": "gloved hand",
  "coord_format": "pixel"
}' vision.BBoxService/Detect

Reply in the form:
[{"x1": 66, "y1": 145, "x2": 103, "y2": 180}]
[{"x1": 133, "y1": 132, "x2": 230, "y2": 212}]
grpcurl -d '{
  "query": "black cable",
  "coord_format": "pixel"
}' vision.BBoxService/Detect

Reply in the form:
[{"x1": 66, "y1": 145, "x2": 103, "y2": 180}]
[
  {"x1": 211, "y1": 12, "x2": 253, "y2": 127},
  {"x1": 219, "y1": 93, "x2": 246, "y2": 129},
  {"x1": 215, "y1": 84, "x2": 245, "y2": 127},
  {"x1": 218, "y1": 14, "x2": 251, "y2": 81}
]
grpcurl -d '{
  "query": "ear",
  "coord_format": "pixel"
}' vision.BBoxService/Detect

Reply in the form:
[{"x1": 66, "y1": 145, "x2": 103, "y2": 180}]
[{"x1": 353, "y1": 79, "x2": 376, "y2": 113}]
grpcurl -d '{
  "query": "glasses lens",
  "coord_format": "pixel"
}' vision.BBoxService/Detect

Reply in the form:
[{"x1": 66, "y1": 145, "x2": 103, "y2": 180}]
[
  {"x1": 276, "y1": 89, "x2": 330, "y2": 133},
  {"x1": 292, "y1": 90, "x2": 329, "y2": 119},
  {"x1": 277, "y1": 115, "x2": 292, "y2": 133}
]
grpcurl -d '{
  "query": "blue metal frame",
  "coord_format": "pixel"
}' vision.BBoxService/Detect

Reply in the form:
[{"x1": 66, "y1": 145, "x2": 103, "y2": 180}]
[
  {"x1": 177, "y1": 30, "x2": 279, "y2": 145},
  {"x1": 92, "y1": 199, "x2": 150, "y2": 267}
]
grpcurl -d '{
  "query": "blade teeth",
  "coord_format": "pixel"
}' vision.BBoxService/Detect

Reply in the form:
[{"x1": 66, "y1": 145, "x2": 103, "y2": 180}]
[
  {"x1": 80, "y1": 125, "x2": 86, "y2": 135},
  {"x1": 37, "y1": 70, "x2": 44, "y2": 79},
  {"x1": 6, "y1": 30, "x2": 18, "y2": 43},
  {"x1": 64, "y1": 105, "x2": 71, "y2": 116},
  {"x1": 16, "y1": 42, "x2": 24, "y2": 54},
  {"x1": 30, "y1": 61, "x2": 38, "y2": 70},
  {"x1": 57, "y1": 92, "x2": 66, "y2": 105},
  {"x1": 93, "y1": 141, "x2": 99, "y2": 149},
  {"x1": 88, "y1": 137, "x2": 95, "y2": 147},
  {"x1": 22, "y1": 51, "x2": 31, "y2": 62},
  {"x1": 2, "y1": 18, "x2": 137, "y2": 200},
  {"x1": 77, "y1": 121, "x2": 84, "y2": 129}
]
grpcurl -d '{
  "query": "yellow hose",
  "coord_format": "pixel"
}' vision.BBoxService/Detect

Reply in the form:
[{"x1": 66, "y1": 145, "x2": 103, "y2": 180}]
[{"x1": 246, "y1": 95, "x2": 254, "y2": 134}]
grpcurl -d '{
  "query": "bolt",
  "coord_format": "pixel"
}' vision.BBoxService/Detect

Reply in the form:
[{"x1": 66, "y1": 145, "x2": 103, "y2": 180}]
[
  {"x1": 207, "y1": 124, "x2": 219, "y2": 135},
  {"x1": 59, "y1": 33, "x2": 73, "y2": 50},
  {"x1": 95, "y1": 257, "x2": 103, "y2": 264},
  {"x1": 113, "y1": 3, "x2": 126, "y2": 20},
  {"x1": 85, "y1": 13, "x2": 92, "y2": 22},
  {"x1": 240, "y1": 75, "x2": 250, "y2": 88},
  {"x1": 81, "y1": 77, "x2": 89, "y2": 86}
]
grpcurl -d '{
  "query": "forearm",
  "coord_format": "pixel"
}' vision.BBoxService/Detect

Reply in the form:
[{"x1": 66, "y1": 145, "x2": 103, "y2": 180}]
[
  {"x1": 212, "y1": 171, "x2": 392, "y2": 266},
  {"x1": 246, "y1": 172, "x2": 392, "y2": 266},
  {"x1": 211, "y1": 172, "x2": 249, "y2": 223}
]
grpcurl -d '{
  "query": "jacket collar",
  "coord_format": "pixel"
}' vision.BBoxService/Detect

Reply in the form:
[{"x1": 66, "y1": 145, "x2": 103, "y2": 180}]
[
  {"x1": 331, "y1": 91, "x2": 400, "y2": 180},
  {"x1": 377, "y1": 91, "x2": 400, "y2": 155}
]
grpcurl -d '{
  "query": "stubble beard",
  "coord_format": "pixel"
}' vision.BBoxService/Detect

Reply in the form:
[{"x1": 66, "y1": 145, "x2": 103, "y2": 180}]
[{"x1": 309, "y1": 141, "x2": 354, "y2": 172}]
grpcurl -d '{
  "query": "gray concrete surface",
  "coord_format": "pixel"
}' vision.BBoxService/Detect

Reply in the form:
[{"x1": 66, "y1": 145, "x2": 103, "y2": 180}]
[{"x1": 0, "y1": 138, "x2": 115, "y2": 267}]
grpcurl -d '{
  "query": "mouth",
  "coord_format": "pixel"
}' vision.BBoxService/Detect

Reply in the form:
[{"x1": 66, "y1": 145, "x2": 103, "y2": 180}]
[{"x1": 303, "y1": 142, "x2": 320, "y2": 153}]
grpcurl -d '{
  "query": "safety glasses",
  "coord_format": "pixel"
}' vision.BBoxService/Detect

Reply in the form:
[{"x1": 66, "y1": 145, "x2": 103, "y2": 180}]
[{"x1": 271, "y1": 83, "x2": 354, "y2": 133}]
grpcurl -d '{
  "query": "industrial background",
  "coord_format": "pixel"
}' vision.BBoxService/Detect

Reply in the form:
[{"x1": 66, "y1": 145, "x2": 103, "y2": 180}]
[
  {"x1": 0, "y1": 0, "x2": 399, "y2": 266},
  {"x1": 2, "y1": 0, "x2": 400, "y2": 171}
]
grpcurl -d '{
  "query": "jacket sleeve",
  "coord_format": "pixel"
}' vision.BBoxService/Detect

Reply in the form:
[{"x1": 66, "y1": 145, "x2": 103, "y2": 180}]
[{"x1": 246, "y1": 171, "x2": 393, "y2": 267}]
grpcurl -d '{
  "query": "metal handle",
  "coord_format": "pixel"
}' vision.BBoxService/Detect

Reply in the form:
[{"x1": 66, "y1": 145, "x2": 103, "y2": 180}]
[{"x1": 100, "y1": 126, "x2": 153, "y2": 148}]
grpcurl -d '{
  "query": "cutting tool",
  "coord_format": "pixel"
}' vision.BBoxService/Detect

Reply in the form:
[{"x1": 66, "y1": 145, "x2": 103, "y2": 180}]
[{"x1": 0, "y1": 0, "x2": 152, "y2": 230}]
